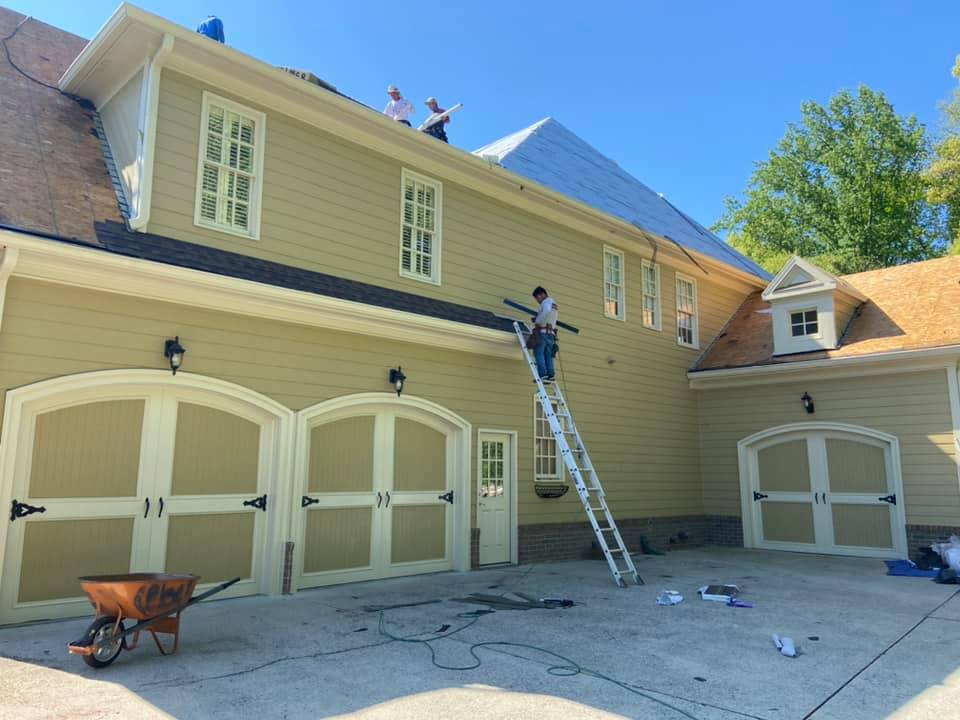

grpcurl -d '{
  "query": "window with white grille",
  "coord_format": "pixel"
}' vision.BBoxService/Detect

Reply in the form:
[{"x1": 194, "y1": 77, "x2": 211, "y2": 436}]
[
  {"x1": 676, "y1": 274, "x2": 699, "y2": 348},
  {"x1": 195, "y1": 93, "x2": 265, "y2": 239},
  {"x1": 400, "y1": 169, "x2": 442, "y2": 283},
  {"x1": 790, "y1": 309, "x2": 819, "y2": 337},
  {"x1": 534, "y1": 397, "x2": 561, "y2": 481},
  {"x1": 603, "y1": 247, "x2": 625, "y2": 320},
  {"x1": 641, "y1": 259, "x2": 661, "y2": 330}
]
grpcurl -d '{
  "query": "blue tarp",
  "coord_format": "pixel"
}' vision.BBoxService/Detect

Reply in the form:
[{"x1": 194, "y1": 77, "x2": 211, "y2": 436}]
[
  {"x1": 197, "y1": 17, "x2": 225, "y2": 43},
  {"x1": 884, "y1": 560, "x2": 938, "y2": 578}
]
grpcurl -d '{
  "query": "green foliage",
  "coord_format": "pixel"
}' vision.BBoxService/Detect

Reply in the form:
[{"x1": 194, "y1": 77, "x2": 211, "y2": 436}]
[
  {"x1": 925, "y1": 58, "x2": 960, "y2": 245},
  {"x1": 715, "y1": 86, "x2": 947, "y2": 274}
]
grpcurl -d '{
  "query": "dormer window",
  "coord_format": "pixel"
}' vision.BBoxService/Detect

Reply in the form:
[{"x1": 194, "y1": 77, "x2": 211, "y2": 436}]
[{"x1": 790, "y1": 309, "x2": 819, "y2": 337}]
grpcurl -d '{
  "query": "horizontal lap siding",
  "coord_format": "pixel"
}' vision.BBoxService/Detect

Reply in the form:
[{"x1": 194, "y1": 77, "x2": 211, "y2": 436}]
[
  {"x1": 696, "y1": 370, "x2": 960, "y2": 525},
  {"x1": 142, "y1": 71, "x2": 757, "y2": 524}
]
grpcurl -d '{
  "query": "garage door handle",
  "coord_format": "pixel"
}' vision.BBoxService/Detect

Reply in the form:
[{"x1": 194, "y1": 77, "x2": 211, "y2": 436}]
[
  {"x1": 158, "y1": 497, "x2": 164, "y2": 518},
  {"x1": 144, "y1": 497, "x2": 150, "y2": 518},
  {"x1": 377, "y1": 491, "x2": 383, "y2": 509},
  {"x1": 385, "y1": 491, "x2": 391, "y2": 508},
  {"x1": 10, "y1": 499, "x2": 46, "y2": 522}
]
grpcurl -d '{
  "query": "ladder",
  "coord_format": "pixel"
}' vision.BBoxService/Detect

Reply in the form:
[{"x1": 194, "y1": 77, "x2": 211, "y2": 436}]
[{"x1": 514, "y1": 322, "x2": 642, "y2": 587}]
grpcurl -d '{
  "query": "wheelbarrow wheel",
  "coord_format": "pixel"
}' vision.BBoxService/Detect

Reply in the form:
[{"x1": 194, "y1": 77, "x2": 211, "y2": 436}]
[{"x1": 83, "y1": 616, "x2": 124, "y2": 668}]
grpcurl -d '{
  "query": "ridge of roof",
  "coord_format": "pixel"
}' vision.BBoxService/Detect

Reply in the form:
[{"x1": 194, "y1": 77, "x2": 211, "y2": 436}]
[{"x1": 474, "y1": 118, "x2": 771, "y2": 280}]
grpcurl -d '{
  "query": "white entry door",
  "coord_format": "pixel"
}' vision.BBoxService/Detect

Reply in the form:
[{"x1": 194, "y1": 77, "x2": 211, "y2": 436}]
[
  {"x1": 478, "y1": 433, "x2": 512, "y2": 565},
  {"x1": 744, "y1": 426, "x2": 907, "y2": 558}
]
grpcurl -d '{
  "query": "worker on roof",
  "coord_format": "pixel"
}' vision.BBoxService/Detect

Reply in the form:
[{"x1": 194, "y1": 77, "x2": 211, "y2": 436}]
[
  {"x1": 531, "y1": 286, "x2": 558, "y2": 383},
  {"x1": 383, "y1": 85, "x2": 415, "y2": 127},
  {"x1": 422, "y1": 97, "x2": 450, "y2": 143}
]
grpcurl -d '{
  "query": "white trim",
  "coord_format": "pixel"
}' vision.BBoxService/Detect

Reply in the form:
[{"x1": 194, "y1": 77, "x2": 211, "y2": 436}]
[
  {"x1": 947, "y1": 364, "x2": 960, "y2": 491},
  {"x1": 675, "y1": 272, "x2": 699, "y2": 349},
  {"x1": 289, "y1": 392, "x2": 471, "y2": 594},
  {"x1": 193, "y1": 91, "x2": 267, "y2": 240},
  {"x1": 477, "y1": 428, "x2": 519, "y2": 566},
  {"x1": 689, "y1": 344, "x2": 960, "y2": 388},
  {"x1": 641, "y1": 258, "x2": 661, "y2": 331},
  {"x1": 128, "y1": 33, "x2": 173, "y2": 231},
  {"x1": 602, "y1": 246, "x2": 625, "y2": 321},
  {"x1": 0, "y1": 247, "x2": 19, "y2": 333},
  {"x1": 398, "y1": 169, "x2": 443, "y2": 285},
  {"x1": 762, "y1": 256, "x2": 866, "y2": 303},
  {"x1": 0, "y1": 229, "x2": 517, "y2": 359},
  {"x1": 736, "y1": 422, "x2": 907, "y2": 558}
]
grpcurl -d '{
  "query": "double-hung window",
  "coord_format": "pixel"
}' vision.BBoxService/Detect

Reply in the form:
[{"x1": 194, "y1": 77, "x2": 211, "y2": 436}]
[
  {"x1": 603, "y1": 247, "x2": 625, "y2": 320},
  {"x1": 676, "y1": 274, "x2": 699, "y2": 348},
  {"x1": 400, "y1": 169, "x2": 442, "y2": 284},
  {"x1": 534, "y1": 397, "x2": 561, "y2": 481},
  {"x1": 641, "y1": 259, "x2": 661, "y2": 330},
  {"x1": 195, "y1": 92, "x2": 266, "y2": 239}
]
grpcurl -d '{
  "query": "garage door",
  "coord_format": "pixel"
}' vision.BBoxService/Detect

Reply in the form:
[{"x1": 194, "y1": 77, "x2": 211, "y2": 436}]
[
  {"x1": 743, "y1": 426, "x2": 907, "y2": 558},
  {"x1": 295, "y1": 409, "x2": 455, "y2": 590},
  {"x1": 0, "y1": 377, "x2": 283, "y2": 625}
]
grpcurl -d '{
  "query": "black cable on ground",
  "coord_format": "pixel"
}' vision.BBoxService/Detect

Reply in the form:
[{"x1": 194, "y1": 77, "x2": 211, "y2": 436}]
[
  {"x1": 2, "y1": 16, "x2": 62, "y2": 92},
  {"x1": 378, "y1": 610, "x2": 701, "y2": 720}
]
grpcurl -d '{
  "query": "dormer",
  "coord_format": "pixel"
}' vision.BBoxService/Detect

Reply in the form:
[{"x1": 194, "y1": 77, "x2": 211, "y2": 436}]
[{"x1": 762, "y1": 257, "x2": 866, "y2": 356}]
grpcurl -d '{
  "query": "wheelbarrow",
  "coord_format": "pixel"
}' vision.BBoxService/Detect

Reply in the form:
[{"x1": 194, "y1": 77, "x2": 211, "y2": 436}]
[{"x1": 67, "y1": 573, "x2": 240, "y2": 668}]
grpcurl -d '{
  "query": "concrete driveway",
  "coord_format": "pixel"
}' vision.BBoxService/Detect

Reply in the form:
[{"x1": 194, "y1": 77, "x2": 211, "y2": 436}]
[{"x1": 1, "y1": 547, "x2": 958, "y2": 719}]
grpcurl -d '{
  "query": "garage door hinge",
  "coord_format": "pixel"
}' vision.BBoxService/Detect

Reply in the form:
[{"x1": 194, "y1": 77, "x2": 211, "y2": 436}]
[
  {"x1": 878, "y1": 494, "x2": 896, "y2": 505},
  {"x1": 242, "y1": 494, "x2": 267, "y2": 511},
  {"x1": 752, "y1": 491, "x2": 768, "y2": 502},
  {"x1": 438, "y1": 490, "x2": 454, "y2": 504},
  {"x1": 10, "y1": 499, "x2": 46, "y2": 522}
]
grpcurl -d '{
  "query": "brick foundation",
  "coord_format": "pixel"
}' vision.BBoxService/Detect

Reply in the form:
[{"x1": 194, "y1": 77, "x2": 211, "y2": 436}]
[
  {"x1": 703, "y1": 515, "x2": 744, "y2": 547},
  {"x1": 906, "y1": 524, "x2": 960, "y2": 560},
  {"x1": 470, "y1": 528, "x2": 480, "y2": 569}
]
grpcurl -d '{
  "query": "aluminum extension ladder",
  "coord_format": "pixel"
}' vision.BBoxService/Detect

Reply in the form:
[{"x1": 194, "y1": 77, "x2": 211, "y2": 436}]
[{"x1": 514, "y1": 322, "x2": 642, "y2": 587}]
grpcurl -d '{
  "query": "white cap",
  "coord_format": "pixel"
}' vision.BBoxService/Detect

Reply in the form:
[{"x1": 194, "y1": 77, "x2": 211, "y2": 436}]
[
  {"x1": 387, "y1": 84, "x2": 399, "y2": 93},
  {"x1": 425, "y1": 97, "x2": 437, "y2": 104}
]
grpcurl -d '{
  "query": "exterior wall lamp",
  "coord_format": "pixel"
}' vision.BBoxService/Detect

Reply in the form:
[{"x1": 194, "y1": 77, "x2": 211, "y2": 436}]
[
  {"x1": 164, "y1": 336, "x2": 186, "y2": 375},
  {"x1": 802, "y1": 392, "x2": 815, "y2": 414},
  {"x1": 389, "y1": 367, "x2": 406, "y2": 396}
]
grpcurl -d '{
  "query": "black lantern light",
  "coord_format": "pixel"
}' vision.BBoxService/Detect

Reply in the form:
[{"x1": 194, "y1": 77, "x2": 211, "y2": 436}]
[
  {"x1": 389, "y1": 367, "x2": 406, "y2": 396},
  {"x1": 164, "y1": 336, "x2": 186, "y2": 375},
  {"x1": 801, "y1": 392, "x2": 815, "y2": 414}
]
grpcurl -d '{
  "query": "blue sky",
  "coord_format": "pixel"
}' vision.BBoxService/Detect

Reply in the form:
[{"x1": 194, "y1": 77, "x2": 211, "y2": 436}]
[{"x1": 10, "y1": 1, "x2": 960, "y2": 231}]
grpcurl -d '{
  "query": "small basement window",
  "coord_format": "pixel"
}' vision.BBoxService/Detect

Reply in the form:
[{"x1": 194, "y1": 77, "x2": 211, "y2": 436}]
[{"x1": 790, "y1": 309, "x2": 819, "y2": 337}]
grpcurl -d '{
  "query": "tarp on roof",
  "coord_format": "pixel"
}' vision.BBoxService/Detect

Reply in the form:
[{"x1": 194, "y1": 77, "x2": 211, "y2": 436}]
[{"x1": 475, "y1": 118, "x2": 770, "y2": 280}]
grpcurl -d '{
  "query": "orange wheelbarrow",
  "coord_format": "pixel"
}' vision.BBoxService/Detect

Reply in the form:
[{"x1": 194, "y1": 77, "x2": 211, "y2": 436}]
[{"x1": 67, "y1": 573, "x2": 240, "y2": 668}]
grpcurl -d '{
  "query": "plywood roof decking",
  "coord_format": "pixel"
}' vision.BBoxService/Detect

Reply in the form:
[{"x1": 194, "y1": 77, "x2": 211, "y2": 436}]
[{"x1": 695, "y1": 255, "x2": 960, "y2": 371}]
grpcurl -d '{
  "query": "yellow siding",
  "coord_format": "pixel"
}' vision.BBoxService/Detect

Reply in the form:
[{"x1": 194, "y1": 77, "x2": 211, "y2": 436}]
[
  {"x1": 0, "y1": 277, "x2": 744, "y2": 526},
  {"x1": 696, "y1": 369, "x2": 960, "y2": 525}
]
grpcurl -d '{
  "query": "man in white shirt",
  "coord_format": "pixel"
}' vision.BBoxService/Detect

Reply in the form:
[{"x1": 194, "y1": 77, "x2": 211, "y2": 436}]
[
  {"x1": 532, "y1": 286, "x2": 558, "y2": 382},
  {"x1": 383, "y1": 85, "x2": 414, "y2": 126}
]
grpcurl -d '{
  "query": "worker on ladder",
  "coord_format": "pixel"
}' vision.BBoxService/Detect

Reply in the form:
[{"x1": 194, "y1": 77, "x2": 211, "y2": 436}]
[{"x1": 530, "y1": 286, "x2": 558, "y2": 383}]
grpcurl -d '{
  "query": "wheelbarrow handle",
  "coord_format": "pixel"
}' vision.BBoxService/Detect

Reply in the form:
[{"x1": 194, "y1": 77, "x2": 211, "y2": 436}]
[{"x1": 187, "y1": 576, "x2": 242, "y2": 607}]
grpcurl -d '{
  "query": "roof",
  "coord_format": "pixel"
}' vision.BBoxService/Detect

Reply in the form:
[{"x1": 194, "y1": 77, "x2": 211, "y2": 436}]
[
  {"x1": 474, "y1": 118, "x2": 771, "y2": 280},
  {"x1": 0, "y1": 8, "x2": 513, "y2": 336},
  {"x1": 695, "y1": 255, "x2": 960, "y2": 371}
]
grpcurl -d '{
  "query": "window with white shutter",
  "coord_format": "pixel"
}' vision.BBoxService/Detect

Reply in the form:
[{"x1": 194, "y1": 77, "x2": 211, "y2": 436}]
[
  {"x1": 676, "y1": 274, "x2": 699, "y2": 348},
  {"x1": 603, "y1": 247, "x2": 625, "y2": 320},
  {"x1": 641, "y1": 259, "x2": 661, "y2": 330},
  {"x1": 400, "y1": 169, "x2": 442, "y2": 284},
  {"x1": 194, "y1": 92, "x2": 266, "y2": 239}
]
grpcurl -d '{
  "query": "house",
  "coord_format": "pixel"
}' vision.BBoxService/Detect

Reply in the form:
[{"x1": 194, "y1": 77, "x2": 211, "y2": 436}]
[{"x1": 0, "y1": 5, "x2": 955, "y2": 627}]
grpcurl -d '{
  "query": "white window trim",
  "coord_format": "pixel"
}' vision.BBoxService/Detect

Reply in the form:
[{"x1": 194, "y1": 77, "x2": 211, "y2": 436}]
[
  {"x1": 641, "y1": 259, "x2": 661, "y2": 331},
  {"x1": 193, "y1": 91, "x2": 267, "y2": 240},
  {"x1": 399, "y1": 168, "x2": 443, "y2": 285},
  {"x1": 602, "y1": 246, "x2": 626, "y2": 321},
  {"x1": 789, "y1": 308, "x2": 821, "y2": 339},
  {"x1": 676, "y1": 273, "x2": 700, "y2": 349},
  {"x1": 533, "y1": 395, "x2": 563, "y2": 482}
]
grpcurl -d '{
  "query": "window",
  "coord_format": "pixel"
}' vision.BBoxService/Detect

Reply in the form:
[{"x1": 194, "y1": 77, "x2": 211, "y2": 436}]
[
  {"x1": 534, "y1": 397, "x2": 561, "y2": 481},
  {"x1": 676, "y1": 274, "x2": 699, "y2": 348},
  {"x1": 195, "y1": 92, "x2": 266, "y2": 238},
  {"x1": 603, "y1": 247, "x2": 625, "y2": 320},
  {"x1": 790, "y1": 309, "x2": 819, "y2": 337},
  {"x1": 480, "y1": 439, "x2": 505, "y2": 497},
  {"x1": 641, "y1": 259, "x2": 661, "y2": 330},
  {"x1": 400, "y1": 169, "x2": 442, "y2": 283}
]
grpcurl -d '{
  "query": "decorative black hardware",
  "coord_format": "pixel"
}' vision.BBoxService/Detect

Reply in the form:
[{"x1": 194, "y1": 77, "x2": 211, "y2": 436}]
[
  {"x1": 385, "y1": 491, "x2": 391, "y2": 508},
  {"x1": 158, "y1": 497, "x2": 164, "y2": 518},
  {"x1": 438, "y1": 490, "x2": 454, "y2": 504},
  {"x1": 814, "y1": 493, "x2": 819, "y2": 504},
  {"x1": 753, "y1": 491, "x2": 768, "y2": 502},
  {"x1": 301, "y1": 496, "x2": 319, "y2": 508},
  {"x1": 821, "y1": 492, "x2": 827, "y2": 504},
  {"x1": 377, "y1": 491, "x2": 383, "y2": 509},
  {"x1": 10, "y1": 499, "x2": 46, "y2": 522},
  {"x1": 879, "y1": 494, "x2": 897, "y2": 505},
  {"x1": 144, "y1": 497, "x2": 151, "y2": 518},
  {"x1": 243, "y1": 494, "x2": 267, "y2": 511}
]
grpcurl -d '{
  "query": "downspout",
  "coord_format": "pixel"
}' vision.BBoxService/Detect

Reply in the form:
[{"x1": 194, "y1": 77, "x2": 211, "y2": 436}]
[
  {"x1": 0, "y1": 246, "x2": 19, "y2": 333},
  {"x1": 128, "y1": 33, "x2": 174, "y2": 232}
]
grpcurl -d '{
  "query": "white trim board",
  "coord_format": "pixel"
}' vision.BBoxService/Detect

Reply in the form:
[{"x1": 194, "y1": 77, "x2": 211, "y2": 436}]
[
  {"x1": 948, "y1": 364, "x2": 960, "y2": 491},
  {"x1": 0, "y1": 229, "x2": 518, "y2": 359}
]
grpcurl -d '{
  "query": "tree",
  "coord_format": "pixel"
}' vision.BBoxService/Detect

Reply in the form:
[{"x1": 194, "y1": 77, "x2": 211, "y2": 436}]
[
  {"x1": 715, "y1": 86, "x2": 947, "y2": 275},
  {"x1": 925, "y1": 56, "x2": 960, "y2": 256}
]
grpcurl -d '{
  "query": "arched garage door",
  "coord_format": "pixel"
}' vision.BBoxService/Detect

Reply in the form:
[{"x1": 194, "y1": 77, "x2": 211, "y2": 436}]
[{"x1": 0, "y1": 371, "x2": 292, "y2": 625}]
